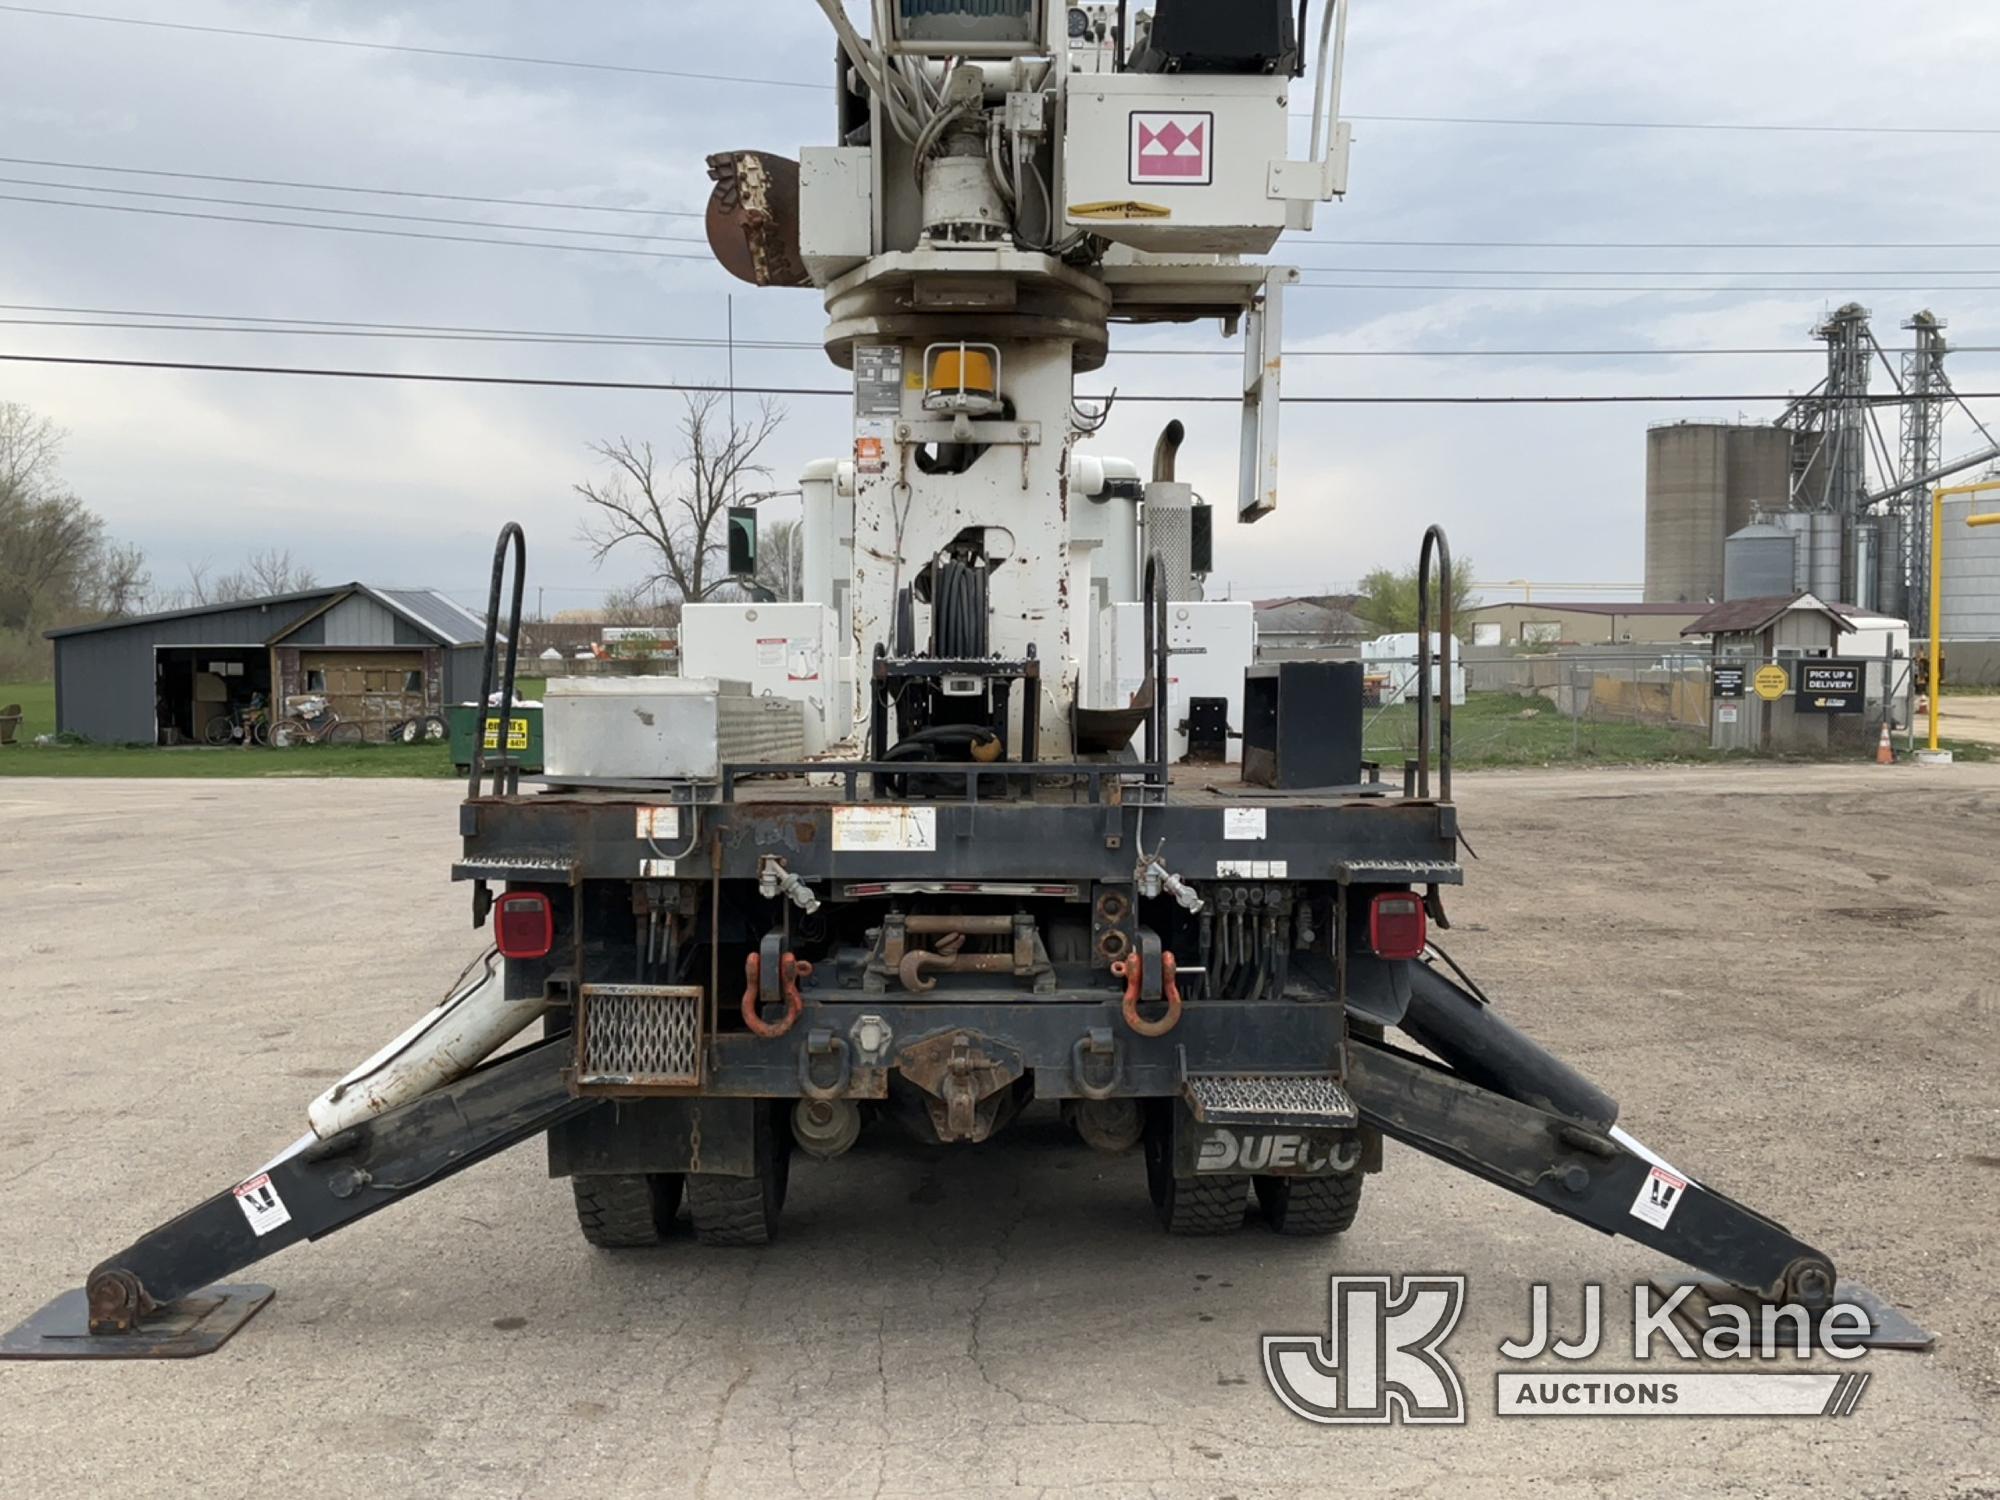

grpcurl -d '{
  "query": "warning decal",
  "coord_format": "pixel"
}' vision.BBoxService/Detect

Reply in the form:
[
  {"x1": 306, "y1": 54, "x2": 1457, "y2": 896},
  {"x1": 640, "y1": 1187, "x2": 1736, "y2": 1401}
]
[
  {"x1": 1223, "y1": 807, "x2": 1267, "y2": 841},
  {"x1": 1068, "y1": 200, "x2": 1173, "y2": 221},
  {"x1": 1628, "y1": 1164, "x2": 1689, "y2": 1231},
  {"x1": 234, "y1": 1173, "x2": 293, "y2": 1237},
  {"x1": 833, "y1": 805, "x2": 938, "y2": 853}
]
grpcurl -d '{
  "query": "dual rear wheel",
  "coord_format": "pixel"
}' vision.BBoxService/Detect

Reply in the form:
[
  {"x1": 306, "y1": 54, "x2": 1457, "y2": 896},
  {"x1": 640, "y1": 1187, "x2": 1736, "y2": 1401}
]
[
  {"x1": 570, "y1": 1104, "x2": 791, "y2": 1249},
  {"x1": 1143, "y1": 1107, "x2": 1363, "y2": 1237}
]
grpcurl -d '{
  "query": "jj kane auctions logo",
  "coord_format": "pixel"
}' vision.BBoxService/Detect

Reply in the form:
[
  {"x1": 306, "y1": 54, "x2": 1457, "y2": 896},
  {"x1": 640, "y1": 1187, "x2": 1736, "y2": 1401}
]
[{"x1": 1264, "y1": 1277, "x2": 1876, "y2": 1423}]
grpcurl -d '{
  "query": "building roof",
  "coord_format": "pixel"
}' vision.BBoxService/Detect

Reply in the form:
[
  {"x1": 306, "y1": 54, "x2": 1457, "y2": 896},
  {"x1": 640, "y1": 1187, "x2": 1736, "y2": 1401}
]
[
  {"x1": 1253, "y1": 599, "x2": 1374, "y2": 637},
  {"x1": 1465, "y1": 600, "x2": 1707, "y2": 617},
  {"x1": 1681, "y1": 593, "x2": 1857, "y2": 638},
  {"x1": 47, "y1": 583, "x2": 495, "y2": 646},
  {"x1": 371, "y1": 588, "x2": 491, "y2": 647}
]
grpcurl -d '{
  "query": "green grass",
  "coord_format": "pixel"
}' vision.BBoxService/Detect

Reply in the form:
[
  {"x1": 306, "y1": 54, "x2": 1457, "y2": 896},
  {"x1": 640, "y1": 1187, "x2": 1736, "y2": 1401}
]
[
  {"x1": 1363, "y1": 692, "x2": 1716, "y2": 770},
  {"x1": 0, "y1": 678, "x2": 467, "y2": 779},
  {"x1": 1360, "y1": 691, "x2": 1998, "y2": 769}
]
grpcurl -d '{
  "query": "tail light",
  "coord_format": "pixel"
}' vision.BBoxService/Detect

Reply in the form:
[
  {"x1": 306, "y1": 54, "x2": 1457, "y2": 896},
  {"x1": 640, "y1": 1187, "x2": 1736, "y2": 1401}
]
[
  {"x1": 1368, "y1": 892, "x2": 1427, "y2": 960},
  {"x1": 495, "y1": 891, "x2": 554, "y2": 960}
]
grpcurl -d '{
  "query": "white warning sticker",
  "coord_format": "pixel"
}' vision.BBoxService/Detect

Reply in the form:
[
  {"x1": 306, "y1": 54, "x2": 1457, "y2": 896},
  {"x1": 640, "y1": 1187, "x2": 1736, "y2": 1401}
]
[
  {"x1": 1629, "y1": 1164, "x2": 1689, "y2": 1230},
  {"x1": 234, "y1": 1173, "x2": 293, "y2": 1237},
  {"x1": 636, "y1": 806, "x2": 681, "y2": 840},
  {"x1": 833, "y1": 805, "x2": 938, "y2": 853},
  {"x1": 1223, "y1": 807, "x2": 1266, "y2": 841}
]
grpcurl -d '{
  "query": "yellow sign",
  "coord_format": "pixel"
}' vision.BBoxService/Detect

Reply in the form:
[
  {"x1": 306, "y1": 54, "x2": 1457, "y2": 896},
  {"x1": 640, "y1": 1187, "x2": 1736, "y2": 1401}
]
[
  {"x1": 1753, "y1": 665, "x2": 1789, "y2": 701},
  {"x1": 1068, "y1": 200, "x2": 1172, "y2": 221},
  {"x1": 482, "y1": 717, "x2": 530, "y2": 752}
]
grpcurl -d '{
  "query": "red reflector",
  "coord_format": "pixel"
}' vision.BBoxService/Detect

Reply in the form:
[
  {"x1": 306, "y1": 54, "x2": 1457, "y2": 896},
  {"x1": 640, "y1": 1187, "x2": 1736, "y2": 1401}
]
[
  {"x1": 1368, "y1": 892, "x2": 1427, "y2": 960},
  {"x1": 495, "y1": 891, "x2": 554, "y2": 960}
]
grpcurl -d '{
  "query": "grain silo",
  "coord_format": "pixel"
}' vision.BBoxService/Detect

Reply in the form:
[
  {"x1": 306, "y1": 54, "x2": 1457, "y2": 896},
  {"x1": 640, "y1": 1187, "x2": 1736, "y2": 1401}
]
[
  {"x1": 1938, "y1": 492, "x2": 2000, "y2": 639},
  {"x1": 1772, "y1": 511, "x2": 1845, "y2": 599},
  {"x1": 1644, "y1": 423, "x2": 1795, "y2": 603},
  {"x1": 1723, "y1": 523, "x2": 1799, "y2": 600}
]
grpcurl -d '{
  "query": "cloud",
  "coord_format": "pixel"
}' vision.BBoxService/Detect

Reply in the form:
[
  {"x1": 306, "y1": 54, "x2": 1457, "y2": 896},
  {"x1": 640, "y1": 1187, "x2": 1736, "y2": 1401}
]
[{"x1": 1, "y1": 0, "x2": 1997, "y2": 612}]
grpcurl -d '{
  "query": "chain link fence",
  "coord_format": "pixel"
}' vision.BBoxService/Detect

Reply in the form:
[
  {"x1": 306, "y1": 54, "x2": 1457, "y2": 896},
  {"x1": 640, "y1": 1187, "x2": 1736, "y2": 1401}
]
[{"x1": 1359, "y1": 647, "x2": 1920, "y2": 768}]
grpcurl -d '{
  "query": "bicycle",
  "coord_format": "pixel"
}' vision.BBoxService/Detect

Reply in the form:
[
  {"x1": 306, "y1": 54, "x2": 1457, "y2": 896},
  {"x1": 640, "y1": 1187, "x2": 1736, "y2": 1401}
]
[
  {"x1": 270, "y1": 696, "x2": 365, "y2": 747},
  {"x1": 203, "y1": 704, "x2": 270, "y2": 747}
]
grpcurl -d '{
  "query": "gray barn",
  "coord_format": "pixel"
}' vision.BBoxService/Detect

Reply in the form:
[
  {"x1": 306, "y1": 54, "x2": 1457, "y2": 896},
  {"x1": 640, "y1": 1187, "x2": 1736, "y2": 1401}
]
[{"x1": 48, "y1": 585, "x2": 493, "y2": 745}]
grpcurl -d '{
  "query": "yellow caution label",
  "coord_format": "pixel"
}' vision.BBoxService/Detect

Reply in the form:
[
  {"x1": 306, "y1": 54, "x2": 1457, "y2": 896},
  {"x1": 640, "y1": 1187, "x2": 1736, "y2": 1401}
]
[
  {"x1": 1068, "y1": 200, "x2": 1172, "y2": 221},
  {"x1": 482, "y1": 717, "x2": 531, "y2": 751},
  {"x1": 1753, "y1": 665, "x2": 1789, "y2": 701}
]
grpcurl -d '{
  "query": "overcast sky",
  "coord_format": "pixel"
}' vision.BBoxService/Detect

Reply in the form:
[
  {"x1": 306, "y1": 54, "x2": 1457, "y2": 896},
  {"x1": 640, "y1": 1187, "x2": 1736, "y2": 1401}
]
[{"x1": 4, "y1": 0, "x2": 2000, "y2": 612}]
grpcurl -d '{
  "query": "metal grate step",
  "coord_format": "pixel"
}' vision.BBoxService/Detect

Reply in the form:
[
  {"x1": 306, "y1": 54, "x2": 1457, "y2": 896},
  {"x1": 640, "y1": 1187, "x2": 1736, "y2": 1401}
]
[
  {"x1": 574, "y1": 984, "x2": 703, "y2": 1093},
  {"x1": 1182, "y1": 1072, "x2": 1358, "y2": 1129}
]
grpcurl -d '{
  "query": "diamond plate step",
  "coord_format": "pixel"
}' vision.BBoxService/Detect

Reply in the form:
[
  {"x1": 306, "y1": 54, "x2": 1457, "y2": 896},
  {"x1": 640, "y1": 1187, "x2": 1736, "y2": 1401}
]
[{"x1": 1182, "y1": 1072, "x2": 1359, "y2": 1129}]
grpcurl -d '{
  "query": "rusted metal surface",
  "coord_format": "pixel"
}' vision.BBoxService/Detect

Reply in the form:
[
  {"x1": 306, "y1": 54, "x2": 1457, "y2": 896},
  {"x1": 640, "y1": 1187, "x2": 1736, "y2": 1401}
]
[
  {"x1": 705, "y1": 151, "x2": 811, "y2": 289},
  {"x1": 0, "y1": 1283, "x2": 274, "y2": 1360},
  {"x1": 1114, "y1": 949, "x2": 1183, "y2": 1038},
  {"x1": 896, "y1": 1030, "x2": 1025, "y2": 1143},
  {"x1": 740, "y1": 950, "x2": 807, "y2": 1039}
]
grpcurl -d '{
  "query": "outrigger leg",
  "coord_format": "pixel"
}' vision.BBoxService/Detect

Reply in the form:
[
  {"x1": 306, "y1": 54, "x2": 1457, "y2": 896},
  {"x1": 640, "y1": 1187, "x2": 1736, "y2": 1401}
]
[
  {"x1": 0, "y1": 1038, "x2": 591, "y2": 1359},
  {"x1": 1342, "y1": 1016, "x2": 1930, "y2": 1347}
]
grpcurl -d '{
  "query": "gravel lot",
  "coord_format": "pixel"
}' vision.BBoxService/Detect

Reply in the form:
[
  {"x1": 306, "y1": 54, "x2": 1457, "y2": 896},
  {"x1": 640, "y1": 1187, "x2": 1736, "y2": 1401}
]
[{"x1": 1, "y1": 767, "x2": 1995, "y2": 1499}]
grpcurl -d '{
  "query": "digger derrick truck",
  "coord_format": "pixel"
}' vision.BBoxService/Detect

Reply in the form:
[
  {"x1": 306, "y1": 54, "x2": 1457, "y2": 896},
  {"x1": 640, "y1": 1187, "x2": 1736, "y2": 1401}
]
[{"x1": 4, "y1": 0, "x2": 1888, "y2": 1360}]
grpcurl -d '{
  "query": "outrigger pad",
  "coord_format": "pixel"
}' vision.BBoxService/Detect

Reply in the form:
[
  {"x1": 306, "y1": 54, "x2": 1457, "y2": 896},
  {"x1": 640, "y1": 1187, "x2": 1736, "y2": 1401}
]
[
  {"x1": 1650, "y1": 1274, "x2": 1935, "y2": 1352},
  {"x1": 0, "y1": 1284, "x2": 274, "y2": 1361}
]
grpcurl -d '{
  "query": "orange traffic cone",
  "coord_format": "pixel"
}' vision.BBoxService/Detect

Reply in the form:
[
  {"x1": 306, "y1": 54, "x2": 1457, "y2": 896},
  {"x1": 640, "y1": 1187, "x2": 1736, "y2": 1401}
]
[{"x1": 1876, "y1": 721, "x2": 1895, "y2": 766}]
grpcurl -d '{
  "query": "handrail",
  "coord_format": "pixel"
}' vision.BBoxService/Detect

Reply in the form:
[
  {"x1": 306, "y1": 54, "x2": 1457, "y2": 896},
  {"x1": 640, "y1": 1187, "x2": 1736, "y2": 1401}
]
[
  {"x1": 1415, "y1": 524, "x2": 1454, "y2": 803},
  {"x1": 468, "y1": 524, "x2": 527, "y2": 799},
  {"x1": 1143, "y1": 551, "x2": 1169, "y2": 787}
]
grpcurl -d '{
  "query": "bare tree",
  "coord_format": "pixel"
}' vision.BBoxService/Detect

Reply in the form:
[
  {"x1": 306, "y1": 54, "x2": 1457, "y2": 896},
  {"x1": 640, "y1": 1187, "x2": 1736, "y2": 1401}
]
[
  {"x1": 575, "y1": 392, "x2": 785, "y2": 605},
  {"x1": 600, "y1": 584, "x2": 681, "y2": 628},
  {"x1": 755, "y1": 517, "x2": 805, "y2": 602},
  {"x1": 0, "y1": 402, "x2": 65, "y2": 498}
]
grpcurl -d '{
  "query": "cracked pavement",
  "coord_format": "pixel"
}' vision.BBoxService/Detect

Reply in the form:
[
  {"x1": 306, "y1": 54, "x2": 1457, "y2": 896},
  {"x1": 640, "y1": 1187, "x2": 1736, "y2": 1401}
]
[{"x1": 0, "y1": 769, "x2": 1995, "y2": 1499}]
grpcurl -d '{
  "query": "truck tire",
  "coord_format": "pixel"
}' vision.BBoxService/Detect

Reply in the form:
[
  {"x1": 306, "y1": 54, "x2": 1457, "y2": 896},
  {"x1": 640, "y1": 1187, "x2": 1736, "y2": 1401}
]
[
  {"x1": 571, "y1": 1172, "x2": 682, "y2": 1248},
  {"x1": 1143, "y1": 1111, "x2": 1247, "y2": 1236},
  {"x1": 686, "y1": 1107, "x2": 790, "y2": 1246},
  {"x1": 1255, "y1": 1170, "x2": 1363, "y2": 1237}
]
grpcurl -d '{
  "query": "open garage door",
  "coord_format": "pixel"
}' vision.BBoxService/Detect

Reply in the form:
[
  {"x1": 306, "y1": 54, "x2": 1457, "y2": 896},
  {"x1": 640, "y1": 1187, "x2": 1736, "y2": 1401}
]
[{"x1": 154, "y1": 647, "x2": 272, "y2": 746}]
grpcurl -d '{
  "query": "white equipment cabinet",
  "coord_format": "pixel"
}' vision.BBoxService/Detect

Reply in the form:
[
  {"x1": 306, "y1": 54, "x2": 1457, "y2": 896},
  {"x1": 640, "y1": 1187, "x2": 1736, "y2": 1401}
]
[
  {"x1": 679, "y1": 603, "x2": 846, "y2": 753},
  {"x1": 544, "y1": 677, "x2": 805, "y2": 782},
  {"x1": 1096, "y1": 601, "x2": 1255, "y2": 763}
]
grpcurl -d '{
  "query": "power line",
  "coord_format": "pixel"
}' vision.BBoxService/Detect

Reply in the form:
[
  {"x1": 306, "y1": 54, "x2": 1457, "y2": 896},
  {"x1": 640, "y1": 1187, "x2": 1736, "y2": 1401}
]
[
  {"x1": 1318, "y1": 238, "x2": 2000, "y2": 250},
  {"x1": 0, "y1": 303, "x2": 809, "y2": 346},
  {"x1": 8, "y1": 5, "x2": 2000, "y2": 138},
  {"x1": 1296, "y1": 264, "x2": 2000, "y2": 278},
  {"x1": 9, "y1": 351, "x2": 1998, "y2": 405},
  {"x1": 0, "y1": 4, "x2": 829, "y2": 89},
  {"x1": 0, "y1": 154, "x2": 701, "y2": 218},
  {"x1": 1299, "y1": 281, "x2": 2000, "y2": 293},
  {"x1": 0, "y1": 190, "x2": 723, "y2": 261},
  {"x1": 11, "y1": 157, "x2": 1994, "y2": 249},
  {"x1": 17, "y1": 316, "x2": 2000, "y2": 363},
  {"x1": 0, "y1": 175, "x2": 713, "y2": 243}
]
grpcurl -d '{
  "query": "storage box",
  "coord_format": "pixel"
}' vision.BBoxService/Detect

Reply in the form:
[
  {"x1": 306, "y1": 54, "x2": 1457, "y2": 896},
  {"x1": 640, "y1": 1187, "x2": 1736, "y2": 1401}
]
[{"x1": 544, "y1": 677, "x2": 806, "y2": 781}]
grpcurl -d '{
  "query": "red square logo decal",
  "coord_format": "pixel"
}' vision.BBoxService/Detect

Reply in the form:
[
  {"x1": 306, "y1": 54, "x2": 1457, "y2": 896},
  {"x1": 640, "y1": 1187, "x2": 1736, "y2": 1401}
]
[{"x1": 1130, "y1": 111, "x2": 1213, "y2": 186}]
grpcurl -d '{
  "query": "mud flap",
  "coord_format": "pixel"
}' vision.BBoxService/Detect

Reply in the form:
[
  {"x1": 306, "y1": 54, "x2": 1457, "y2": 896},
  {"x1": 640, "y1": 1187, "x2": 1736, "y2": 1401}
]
[{"x1": 1178, "y1": 1071, "x2": 1360, "y2": 1177}]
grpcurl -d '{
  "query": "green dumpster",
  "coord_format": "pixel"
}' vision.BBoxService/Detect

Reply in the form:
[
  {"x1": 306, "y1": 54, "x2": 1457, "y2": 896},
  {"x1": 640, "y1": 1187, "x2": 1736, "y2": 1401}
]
[{"x1": 449, "y1": 703, "x2": 545, "y2": 773}]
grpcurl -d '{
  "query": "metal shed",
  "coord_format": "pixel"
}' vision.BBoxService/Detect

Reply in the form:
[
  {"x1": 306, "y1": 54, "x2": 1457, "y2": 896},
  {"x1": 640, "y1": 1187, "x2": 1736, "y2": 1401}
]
[{"x1": 47, "y1": 585, "x2": 493, "y2": 745}]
